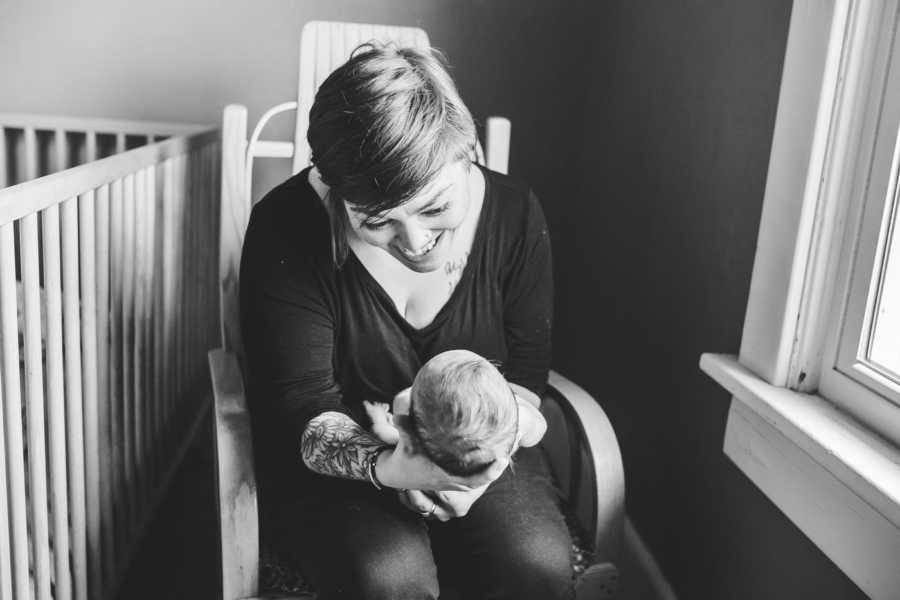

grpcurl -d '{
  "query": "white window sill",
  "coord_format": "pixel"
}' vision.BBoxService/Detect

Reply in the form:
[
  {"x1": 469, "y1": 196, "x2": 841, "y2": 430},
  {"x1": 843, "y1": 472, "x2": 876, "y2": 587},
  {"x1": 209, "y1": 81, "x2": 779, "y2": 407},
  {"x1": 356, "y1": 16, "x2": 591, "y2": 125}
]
[{"x1": 700, "y1": 353, "x2": 900, "y2": 599}]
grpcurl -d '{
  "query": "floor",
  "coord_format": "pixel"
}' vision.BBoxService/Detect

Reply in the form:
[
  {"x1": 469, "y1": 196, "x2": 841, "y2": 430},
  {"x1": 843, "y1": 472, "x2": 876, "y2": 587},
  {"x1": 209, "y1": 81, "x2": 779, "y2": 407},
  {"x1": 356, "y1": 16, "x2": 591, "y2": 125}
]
[{"x1": 117, "y1": 415, "x2": 660, "y2": 600}]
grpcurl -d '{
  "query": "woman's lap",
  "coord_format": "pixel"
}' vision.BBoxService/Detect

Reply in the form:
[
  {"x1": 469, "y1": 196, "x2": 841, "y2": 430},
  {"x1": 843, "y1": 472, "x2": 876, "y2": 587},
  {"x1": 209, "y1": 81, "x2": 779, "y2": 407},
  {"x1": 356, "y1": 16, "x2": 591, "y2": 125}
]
[{"x1": 268, "y1": 447, "x2": 573, "y2": 600}]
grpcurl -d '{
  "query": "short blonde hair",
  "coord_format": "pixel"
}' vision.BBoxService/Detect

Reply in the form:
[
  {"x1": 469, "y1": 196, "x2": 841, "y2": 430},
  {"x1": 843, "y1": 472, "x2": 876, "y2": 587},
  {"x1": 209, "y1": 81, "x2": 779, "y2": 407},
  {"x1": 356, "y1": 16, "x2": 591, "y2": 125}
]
[{"x1": 409, "y1": 351, "x2": 518, "y2": 476}]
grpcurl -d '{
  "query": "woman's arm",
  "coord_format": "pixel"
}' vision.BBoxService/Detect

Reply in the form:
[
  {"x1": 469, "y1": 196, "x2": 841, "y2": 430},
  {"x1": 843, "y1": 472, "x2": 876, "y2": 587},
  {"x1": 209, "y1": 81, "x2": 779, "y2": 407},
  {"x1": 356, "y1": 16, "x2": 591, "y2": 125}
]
[
  {"x1": 502, "y1": 189, "x2": 554, "y2": 398},
  {"x1": 300, "y1": 411, "x2": 386, "y2": 480}
]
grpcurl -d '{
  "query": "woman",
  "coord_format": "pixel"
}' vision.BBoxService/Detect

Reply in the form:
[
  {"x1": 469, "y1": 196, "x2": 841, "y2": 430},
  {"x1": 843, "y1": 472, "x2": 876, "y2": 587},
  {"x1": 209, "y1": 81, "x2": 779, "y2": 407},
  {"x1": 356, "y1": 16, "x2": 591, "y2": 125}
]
[{"x1": 240, "y1": 42, "x2": 573, "y2": 600}]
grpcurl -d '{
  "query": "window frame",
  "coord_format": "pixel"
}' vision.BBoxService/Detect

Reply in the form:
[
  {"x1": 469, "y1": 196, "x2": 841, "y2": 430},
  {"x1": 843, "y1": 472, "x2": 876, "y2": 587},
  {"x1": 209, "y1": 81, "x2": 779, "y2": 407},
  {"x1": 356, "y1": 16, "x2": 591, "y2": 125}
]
[{"x1": 700, "y1": 1, "x2": 900, "y2": 597}]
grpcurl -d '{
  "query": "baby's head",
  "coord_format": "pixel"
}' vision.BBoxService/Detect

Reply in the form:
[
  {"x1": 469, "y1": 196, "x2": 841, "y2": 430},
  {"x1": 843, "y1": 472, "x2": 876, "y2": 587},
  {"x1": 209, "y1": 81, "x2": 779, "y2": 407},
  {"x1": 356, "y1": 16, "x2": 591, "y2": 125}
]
[{"x1": 409, "y1": 350, "x2": 518, "y2": 476}]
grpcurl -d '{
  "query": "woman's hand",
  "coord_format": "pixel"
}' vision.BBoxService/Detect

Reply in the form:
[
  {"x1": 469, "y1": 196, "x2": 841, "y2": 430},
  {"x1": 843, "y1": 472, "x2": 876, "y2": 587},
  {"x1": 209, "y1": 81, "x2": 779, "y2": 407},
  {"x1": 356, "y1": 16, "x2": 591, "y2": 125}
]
[
  {"x1": 397, "y1": 486, "x2": 490, "y2": 521},
  {"x1": 375, "y1": 413, "x2": 509, "y2": 491}
]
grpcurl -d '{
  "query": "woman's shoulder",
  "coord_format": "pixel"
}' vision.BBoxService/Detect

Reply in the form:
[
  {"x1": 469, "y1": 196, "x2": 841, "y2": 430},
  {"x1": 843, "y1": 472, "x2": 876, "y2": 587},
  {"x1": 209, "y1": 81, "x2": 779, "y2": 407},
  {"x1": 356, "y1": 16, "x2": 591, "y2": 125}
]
[
  {"x1": 480, "y1": 167, "x2": 547, "y2": 241},
  {"x1": 245, "y1": 169, "x2": 332, "y2": 257}
]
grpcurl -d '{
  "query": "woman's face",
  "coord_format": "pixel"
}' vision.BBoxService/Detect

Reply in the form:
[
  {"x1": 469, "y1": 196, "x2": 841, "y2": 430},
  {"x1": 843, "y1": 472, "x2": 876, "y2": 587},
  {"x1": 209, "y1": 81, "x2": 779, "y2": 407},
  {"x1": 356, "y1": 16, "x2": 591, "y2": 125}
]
[{"x1": 345, "y1": 161, "x2": 472, "y2": 273}]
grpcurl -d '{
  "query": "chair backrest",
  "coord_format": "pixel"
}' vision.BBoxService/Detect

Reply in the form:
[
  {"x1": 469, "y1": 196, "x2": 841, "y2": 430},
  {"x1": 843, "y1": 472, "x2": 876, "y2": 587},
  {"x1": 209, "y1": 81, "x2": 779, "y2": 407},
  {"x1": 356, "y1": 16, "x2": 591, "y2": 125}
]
[{"x1": 291, "y1": 21, "x2": 431, "y2": 173}]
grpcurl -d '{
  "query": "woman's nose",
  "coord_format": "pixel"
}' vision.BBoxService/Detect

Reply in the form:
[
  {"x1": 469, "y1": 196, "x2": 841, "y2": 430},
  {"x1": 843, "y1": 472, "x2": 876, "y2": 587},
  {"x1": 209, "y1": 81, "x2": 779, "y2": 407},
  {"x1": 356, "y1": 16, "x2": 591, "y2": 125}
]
[{"x1": 396, "y1": 222, "x2": 432, "y2": 251}]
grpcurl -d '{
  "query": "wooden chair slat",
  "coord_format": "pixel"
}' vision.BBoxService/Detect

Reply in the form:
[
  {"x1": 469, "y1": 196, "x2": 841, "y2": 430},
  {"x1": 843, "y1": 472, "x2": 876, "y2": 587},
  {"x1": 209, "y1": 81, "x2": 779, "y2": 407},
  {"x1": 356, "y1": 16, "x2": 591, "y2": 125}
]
[{"x1": 293, "y1": 27, "x2": 316, "y2": 173}]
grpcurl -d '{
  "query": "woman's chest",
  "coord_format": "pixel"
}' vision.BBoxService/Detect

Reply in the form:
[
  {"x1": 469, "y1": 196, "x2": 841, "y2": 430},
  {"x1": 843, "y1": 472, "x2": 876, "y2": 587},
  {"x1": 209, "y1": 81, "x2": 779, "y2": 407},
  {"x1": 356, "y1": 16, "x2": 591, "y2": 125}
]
[{"x1": 334, "y1": 271, "x2": 507, "y2": 403}]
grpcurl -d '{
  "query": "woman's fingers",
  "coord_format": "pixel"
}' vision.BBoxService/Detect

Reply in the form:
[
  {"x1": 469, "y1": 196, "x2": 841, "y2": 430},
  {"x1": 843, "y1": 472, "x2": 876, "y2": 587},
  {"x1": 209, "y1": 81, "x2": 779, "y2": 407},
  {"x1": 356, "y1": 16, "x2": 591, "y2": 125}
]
[{"x1": 398, "y1": 489, "x2": 452, "y2": 521}]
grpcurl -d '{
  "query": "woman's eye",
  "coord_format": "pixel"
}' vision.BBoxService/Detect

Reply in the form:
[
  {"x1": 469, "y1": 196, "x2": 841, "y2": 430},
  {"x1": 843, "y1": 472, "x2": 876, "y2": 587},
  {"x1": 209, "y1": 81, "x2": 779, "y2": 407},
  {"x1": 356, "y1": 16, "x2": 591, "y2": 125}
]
[
  {"x1": 422, "y1": 202, "x2": 450, "y2": 217},
  {"x1": 363, "y1": 220, "x2": 389, "y2": 230}
]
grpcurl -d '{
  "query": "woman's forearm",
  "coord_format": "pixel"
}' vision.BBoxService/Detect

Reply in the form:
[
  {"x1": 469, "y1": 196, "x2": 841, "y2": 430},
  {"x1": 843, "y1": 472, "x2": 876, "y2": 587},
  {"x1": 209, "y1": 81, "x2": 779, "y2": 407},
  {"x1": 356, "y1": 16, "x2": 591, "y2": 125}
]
[{"x1": 300, "y1": 411, "x2": 385, "y2": 480}]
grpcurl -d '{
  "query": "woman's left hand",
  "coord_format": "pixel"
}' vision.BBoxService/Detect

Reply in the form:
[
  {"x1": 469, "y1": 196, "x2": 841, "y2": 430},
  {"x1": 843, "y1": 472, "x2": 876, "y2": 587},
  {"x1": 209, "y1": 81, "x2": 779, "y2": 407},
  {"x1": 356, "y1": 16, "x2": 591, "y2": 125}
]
[{"x1": 398, "y1": 485, "x2": 490, "y2": 521}]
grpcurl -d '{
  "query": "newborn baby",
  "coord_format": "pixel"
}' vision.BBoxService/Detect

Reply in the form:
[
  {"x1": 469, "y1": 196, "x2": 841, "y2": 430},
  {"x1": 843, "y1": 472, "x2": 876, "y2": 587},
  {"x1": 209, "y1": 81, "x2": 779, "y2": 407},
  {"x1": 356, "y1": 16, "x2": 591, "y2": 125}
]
[{"x1": 364, "y1": 349, "x2": 547, "y2": 476}]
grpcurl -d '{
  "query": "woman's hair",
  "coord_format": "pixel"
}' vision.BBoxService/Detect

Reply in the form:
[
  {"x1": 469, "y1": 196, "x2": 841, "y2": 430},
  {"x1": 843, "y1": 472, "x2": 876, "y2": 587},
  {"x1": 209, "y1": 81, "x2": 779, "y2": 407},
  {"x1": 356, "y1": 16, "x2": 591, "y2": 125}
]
[
  {"x1": 307, "y1": 42, "x2": 478, "y2": 264},
  {"x1": 409, "y1": 353, "x2": 519, "y2": 477}
]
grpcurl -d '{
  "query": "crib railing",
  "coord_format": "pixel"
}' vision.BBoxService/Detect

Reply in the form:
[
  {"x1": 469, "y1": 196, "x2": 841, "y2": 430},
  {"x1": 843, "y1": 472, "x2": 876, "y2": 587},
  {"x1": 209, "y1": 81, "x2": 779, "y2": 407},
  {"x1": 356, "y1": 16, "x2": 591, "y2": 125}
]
[
  {"x1": 0, "y1": 128, "x2": 220, "y2": 599},
  {"x1": 0, "y1": 113, "x2": 207, "y2": 188}
]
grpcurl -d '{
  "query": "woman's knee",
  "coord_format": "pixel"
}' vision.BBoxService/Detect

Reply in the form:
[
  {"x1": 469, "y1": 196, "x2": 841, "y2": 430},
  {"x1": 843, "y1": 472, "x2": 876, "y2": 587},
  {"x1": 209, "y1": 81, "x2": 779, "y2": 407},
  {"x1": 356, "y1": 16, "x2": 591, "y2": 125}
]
[
  {"x1": 493, "y1": 537, "x2": 573, "y2": 599},
  {"x1": 323, "y1": 537, "x2": 440, "y2": 600}
]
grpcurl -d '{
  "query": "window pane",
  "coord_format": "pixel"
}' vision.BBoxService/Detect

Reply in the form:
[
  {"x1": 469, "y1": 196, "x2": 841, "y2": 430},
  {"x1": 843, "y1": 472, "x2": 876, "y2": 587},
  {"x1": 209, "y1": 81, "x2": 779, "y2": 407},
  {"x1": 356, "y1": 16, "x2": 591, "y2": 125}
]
[{"x1": 868, "y1": 179, "x2": 900, "y2": 378}]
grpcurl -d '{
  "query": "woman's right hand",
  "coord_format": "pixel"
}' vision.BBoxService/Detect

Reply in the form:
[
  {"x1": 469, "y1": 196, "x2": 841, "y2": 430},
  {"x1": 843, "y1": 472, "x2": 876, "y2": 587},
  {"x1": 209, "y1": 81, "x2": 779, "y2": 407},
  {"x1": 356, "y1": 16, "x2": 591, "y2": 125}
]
[{"x1": 375, "y1": 414, "x2": 508, "y2": 491}]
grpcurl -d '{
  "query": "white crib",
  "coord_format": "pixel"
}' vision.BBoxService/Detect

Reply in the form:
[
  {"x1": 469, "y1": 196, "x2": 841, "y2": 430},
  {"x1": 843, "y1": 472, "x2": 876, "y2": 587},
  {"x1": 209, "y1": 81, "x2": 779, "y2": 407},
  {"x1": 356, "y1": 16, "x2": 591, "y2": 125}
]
[{"x1": 0, "y1": 113, "x2": 220, "y2": 600}]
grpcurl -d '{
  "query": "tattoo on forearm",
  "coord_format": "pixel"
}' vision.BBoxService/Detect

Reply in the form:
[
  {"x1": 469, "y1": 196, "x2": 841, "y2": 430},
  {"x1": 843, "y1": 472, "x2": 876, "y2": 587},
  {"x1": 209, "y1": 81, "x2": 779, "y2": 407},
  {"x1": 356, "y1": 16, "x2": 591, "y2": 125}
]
[
  {"x1": 445, "y1": 251, "x2": 469, "y2": 295},
  {"x1": 300, "y1": 412, "x2": 385, "y2": 480}
]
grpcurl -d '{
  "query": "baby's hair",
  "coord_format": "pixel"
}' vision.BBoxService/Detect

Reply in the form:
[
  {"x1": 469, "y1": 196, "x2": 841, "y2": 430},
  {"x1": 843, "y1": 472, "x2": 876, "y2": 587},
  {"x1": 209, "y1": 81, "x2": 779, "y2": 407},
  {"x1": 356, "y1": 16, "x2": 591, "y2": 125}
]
[{"x1": 409, "y1": 353, "x2": 518, "y2": 476}]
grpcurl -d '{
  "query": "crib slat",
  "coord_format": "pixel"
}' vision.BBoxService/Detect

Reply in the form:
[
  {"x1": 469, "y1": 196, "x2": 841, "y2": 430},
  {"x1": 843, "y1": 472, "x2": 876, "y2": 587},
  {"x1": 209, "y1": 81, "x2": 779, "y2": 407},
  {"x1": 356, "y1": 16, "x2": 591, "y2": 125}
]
[
  {"x1": 0, "y1": 127, "x2": 7, "y2": 187},
  {"x1": 153, "y1": 162, "x2": 167, "y2": 482},
  {"x1": 174, "y1": 154, "x2": 186, "y2": 411},
  {"x1": 116, "y1": 132, "x2": 126, "y2": 155},
  {"x1": 109, "y1": 177, "x2": 126, "y2": 559},
  {"x1": 140, "y1": 166, "x2": 156, "y2": 493},
  {"x1": 188, "y1": 152, "x2": 200, "y2": 381},
  {"x1": 144, "y1": 165, "x2": 158, "y2": 490},
  {"x1": 55, "y1": 128, "x2": 67, "y2": 173},
  {"x1": 86, "y1": 131, "x2": 97, "y2": 162},
  {"x1": 42, "y1": 202, "x2": 74, "y2": 600},
  {"x1": 121, "y1": 173, "x2": 137, "y2": 538},
  {"x1": 0, "y1": 321, "x2": 12, "y2": 600},
  {"x1": 79, "y1": 189, "x2": 103, "y2": 600},
  {"x1": 21, "y1": 212, "x2": 54, "y2": 600},
  {"x1": 0, "y1": 222, "x2": 27, "y2": 599},
  {"x1": 132, "y1": 168, "x2": 146, "y2": 517},
  {"x1": 64, "y1": 194, "x2": 89, "y2": 600},
  {"x1": 94, "y1": 182, "x2": 115, "y2": 591},
  {"x1": 161, "y1": 158, "x2": 176, "y2": 464},
  {"x1": 25, "y1": 126, "x2": 38, "y2": 181}
]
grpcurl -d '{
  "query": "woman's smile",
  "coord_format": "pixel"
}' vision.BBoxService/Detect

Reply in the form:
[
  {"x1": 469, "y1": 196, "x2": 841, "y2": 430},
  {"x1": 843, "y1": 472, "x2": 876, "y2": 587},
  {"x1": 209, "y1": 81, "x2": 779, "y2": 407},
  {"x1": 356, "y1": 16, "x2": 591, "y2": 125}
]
[
  {"x1": 345, "y1": 161, "x2": 473, "y2": 273},
  {"x1": 395, "y1": 231, "x2": 443, "y2": 259}
]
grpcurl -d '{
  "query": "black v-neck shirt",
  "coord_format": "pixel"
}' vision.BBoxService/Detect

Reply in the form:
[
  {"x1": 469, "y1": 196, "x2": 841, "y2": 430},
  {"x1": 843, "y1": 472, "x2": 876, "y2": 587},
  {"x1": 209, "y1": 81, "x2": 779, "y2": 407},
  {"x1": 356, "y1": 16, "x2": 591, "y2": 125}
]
[{"x1": 240, "y1": 165, "x2": 552, "y2": 493}]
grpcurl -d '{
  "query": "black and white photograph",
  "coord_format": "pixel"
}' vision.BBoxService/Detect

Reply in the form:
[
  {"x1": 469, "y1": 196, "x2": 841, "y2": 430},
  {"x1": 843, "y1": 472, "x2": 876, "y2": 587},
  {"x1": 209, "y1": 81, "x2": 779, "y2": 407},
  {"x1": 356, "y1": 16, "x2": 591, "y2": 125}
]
[{"x1": 0, "y1": 1, "x2": 898, "y2": 599}]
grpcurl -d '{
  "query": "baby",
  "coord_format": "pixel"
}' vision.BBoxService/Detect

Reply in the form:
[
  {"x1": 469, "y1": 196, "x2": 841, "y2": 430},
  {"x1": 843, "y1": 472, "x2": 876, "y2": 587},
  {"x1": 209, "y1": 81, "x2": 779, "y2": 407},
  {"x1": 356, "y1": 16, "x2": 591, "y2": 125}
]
[{"x1": 364, "y1": 349, "x2": 547, "y2": 476}]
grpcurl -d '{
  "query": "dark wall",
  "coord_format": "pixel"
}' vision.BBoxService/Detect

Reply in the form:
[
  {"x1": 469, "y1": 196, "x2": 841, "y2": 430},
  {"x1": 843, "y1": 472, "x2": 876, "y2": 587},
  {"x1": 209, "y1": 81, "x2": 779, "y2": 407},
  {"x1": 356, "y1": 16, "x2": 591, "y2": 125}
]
[{"x1": 545, "y1": 2, "x2": 867, "y2": 598}]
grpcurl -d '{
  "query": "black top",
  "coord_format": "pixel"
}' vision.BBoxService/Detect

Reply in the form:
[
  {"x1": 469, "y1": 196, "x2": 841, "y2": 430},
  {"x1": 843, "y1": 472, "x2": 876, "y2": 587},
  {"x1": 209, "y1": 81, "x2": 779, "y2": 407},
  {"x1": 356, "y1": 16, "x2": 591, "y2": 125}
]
[{"x1": 239, "y1": 165, "x2": 553, "y2": 495}]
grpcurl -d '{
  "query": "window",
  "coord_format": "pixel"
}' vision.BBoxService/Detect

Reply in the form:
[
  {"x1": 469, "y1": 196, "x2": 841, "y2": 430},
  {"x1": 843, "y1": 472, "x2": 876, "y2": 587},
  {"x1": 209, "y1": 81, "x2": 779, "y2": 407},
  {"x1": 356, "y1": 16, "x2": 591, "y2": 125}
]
[
  {"x1": 700, "y1": 1, "x2": 900, "y2": 597},
  {"x1": 813, "y1": 0, "x2": 900, "y2": 445}
]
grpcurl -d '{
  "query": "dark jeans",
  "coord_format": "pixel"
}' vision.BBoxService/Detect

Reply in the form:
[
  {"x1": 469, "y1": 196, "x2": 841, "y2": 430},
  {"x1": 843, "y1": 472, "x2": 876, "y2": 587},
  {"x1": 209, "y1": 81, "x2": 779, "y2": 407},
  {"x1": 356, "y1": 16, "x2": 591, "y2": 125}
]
[{"x1": 266, "y1": 446, "x2": 575, "y2": 600}]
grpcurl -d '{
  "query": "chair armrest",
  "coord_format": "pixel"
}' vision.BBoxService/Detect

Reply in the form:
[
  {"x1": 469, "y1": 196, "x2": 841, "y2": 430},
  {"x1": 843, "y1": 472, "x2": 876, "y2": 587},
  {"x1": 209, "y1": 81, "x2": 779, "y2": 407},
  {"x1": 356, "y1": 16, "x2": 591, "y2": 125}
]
[
  {"x1": 209, "y1": 348, "x2": 260, "y2": 600},
  {"x1": 546, "y1": 370, "x2": 625, "y2": 563}
]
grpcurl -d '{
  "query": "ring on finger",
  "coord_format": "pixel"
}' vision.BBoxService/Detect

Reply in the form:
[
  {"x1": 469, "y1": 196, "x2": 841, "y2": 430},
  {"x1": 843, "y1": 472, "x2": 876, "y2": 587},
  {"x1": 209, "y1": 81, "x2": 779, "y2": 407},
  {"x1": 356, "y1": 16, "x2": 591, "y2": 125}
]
[{"x1": 420, "y1": 502, "x2": 436, "y2": 517}]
